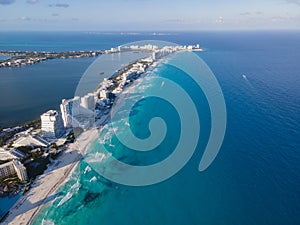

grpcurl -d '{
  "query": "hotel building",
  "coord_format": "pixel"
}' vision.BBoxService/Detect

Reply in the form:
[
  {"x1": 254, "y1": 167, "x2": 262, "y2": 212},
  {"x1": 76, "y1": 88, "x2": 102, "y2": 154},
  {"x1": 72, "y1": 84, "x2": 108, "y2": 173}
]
[
  {"x1": 60, "y1": 97, "x2": 80, "y2": 128},
  {"x1": 41, "y1": 110, "x2": 65, "y2": 139},
  {"x1": 0, "y1": 160, "x2": 28, "y2": 182}
]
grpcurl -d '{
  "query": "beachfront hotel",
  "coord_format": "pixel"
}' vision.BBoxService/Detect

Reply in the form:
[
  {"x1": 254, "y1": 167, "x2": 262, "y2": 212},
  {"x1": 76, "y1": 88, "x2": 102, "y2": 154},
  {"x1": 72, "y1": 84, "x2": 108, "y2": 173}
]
[
  {"x1": 80, "y1": 94, "x2": 95, "y2": 111},
  {"x1": 60, "y1": 95, "x2": 97, "y2": 129},
  {"x1": 0, "y1": 160, "x2": 28, "y2": 182},
  {"x1": 41, "y1": 110, "x2": 65, "y2": 139},
  {"x1": 60, "y1": 97, "x2": 81, "y2": 128}
]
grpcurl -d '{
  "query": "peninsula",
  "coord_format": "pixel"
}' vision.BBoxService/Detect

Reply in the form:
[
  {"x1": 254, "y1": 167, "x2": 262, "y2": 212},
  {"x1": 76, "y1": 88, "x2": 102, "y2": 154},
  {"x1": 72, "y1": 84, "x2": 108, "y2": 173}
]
[
  {"x1": 0, "y1": 50, "x2": 104, "y2": 68},
  {"x1": 0, "y1": 43, "x2": 202, "y2": 68},
  {"x1": 0, "y1": 43, "x2": 202, "y2": 224}
]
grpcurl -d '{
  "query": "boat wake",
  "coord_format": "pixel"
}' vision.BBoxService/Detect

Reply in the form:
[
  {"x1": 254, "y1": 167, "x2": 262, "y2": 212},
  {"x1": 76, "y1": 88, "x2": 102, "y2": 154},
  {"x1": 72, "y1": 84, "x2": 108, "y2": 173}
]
[{"x1": 242, "y1": 74, "x2": 258, "y2": 94}]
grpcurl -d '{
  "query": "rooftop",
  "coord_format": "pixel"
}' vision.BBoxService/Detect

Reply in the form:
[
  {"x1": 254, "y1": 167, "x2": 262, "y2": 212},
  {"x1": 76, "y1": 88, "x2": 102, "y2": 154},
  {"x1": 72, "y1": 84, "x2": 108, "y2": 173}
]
[{"x1": 13, "y1": 134, "x2": 49, "y2": 148}]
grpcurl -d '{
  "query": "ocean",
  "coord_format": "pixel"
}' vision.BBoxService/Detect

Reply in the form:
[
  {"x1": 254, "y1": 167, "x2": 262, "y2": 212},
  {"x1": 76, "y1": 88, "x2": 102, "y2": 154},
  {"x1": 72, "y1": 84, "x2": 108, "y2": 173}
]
[{"x1": 0, "y1": 31, "x2": 300, "y2": 224}]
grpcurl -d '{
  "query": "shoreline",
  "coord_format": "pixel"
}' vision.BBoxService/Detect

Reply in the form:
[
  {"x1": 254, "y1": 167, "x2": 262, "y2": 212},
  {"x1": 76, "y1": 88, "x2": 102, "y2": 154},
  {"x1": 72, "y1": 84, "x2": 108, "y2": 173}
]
[
  {"x1": 1, "y1": 57, "x2": 156, "y2": 225},
  {"x1": 1, "y1": 46, "x2": 198, "y2": 224},
  {"x1": 0, "y1": 50, "x2": 103, "y2": 68},
  {"x1": 1, "y1": 127, "x2": 101, "y2": 225}
]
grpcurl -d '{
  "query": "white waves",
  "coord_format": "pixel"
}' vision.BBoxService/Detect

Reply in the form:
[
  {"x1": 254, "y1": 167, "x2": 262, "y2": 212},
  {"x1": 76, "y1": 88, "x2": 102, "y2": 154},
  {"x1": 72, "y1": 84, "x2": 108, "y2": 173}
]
[
  {"x1": 98, "y1": 126, "x2": 118, "y2": 145},
  {"x1": 42, "y1": 219, "x2": 55, "y2": 225},
  {"x1": 89, "y1": 176, "x2": 97, "y2": 182},
  {"x1": 85, "y1": 152, "x2": 112, "y2": 163},
  {"x1": 57, "y1": 180, "x2": 80, "y2": 207},
  {"x1": 84, "y1": 165, "x2": 91, "y2": 174}
]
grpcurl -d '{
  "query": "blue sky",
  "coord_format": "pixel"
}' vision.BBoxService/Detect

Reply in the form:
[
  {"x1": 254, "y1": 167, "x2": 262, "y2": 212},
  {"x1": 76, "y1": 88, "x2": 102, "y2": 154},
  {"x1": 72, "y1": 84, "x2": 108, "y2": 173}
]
[{"x1": 0, "y1": 0, "x2": 299, "y2": 30}]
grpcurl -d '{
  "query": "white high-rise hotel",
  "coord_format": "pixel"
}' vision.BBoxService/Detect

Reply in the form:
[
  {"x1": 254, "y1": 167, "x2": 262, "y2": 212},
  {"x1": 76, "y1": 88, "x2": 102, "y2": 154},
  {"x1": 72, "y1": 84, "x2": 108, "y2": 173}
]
[
  {"x1": 60, "y1": 95, "x2": 95, "y2": 129},
  {"x1": 40, "y1": 110, "x2": 65, "y2": 139},
  {"x1": 80, "y1": 93, "x2": 95, "y2": 111},
  {"x1": 60, "y1": 97, "x2": 81, "y2": 128}
]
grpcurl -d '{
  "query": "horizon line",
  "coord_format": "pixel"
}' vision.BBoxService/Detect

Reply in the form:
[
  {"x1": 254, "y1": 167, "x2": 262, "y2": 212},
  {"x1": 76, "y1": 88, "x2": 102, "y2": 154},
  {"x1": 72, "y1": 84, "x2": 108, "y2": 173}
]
[{"x1": 0, "y1": 29, "x2": 300, "y2": 32}]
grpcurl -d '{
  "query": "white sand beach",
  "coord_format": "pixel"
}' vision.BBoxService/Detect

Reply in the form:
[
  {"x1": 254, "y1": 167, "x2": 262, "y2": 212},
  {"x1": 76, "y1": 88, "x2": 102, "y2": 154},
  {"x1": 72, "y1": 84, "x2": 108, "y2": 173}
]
[
  {"x1": 2, "y1": 128, "x2": 100, "y2": 225},
  {"x1": 2, "y1": 57, "x2": 160, "y2": 225}
]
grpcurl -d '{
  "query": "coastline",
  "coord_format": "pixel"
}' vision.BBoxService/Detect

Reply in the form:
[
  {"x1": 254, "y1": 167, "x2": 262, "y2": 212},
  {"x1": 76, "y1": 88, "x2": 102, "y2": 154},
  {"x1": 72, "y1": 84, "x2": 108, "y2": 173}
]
[
  {"x1": 1, "y1": 59, "x2": 159, "y2": 225},
  {"x1": 1, "y1": 127, "x2": 101, "y2": 225},
  {"x1": 1, "y1": 47, "x2": 194, "y2": 224},
  {"x1": 0, "y1": 50, "x2": 103, "y2": 68}
]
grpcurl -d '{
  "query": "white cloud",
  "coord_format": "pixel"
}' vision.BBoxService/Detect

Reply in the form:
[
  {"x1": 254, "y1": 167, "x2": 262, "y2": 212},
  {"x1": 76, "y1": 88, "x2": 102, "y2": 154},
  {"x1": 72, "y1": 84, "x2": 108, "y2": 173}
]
[
  {"x1": 271, "y1": 16, "x2": 287, "y2": 22},
  {"x1": 19, "y1": 16, "x2": 31, "y2": 21},
  {"x1": 215, "y1": 16, "x2": 224, "y2": 24}
]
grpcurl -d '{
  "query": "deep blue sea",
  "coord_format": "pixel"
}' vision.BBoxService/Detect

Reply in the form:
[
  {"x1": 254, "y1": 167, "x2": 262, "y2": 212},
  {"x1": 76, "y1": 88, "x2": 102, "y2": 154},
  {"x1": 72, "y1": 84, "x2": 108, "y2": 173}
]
[{"x1": 0, "y1": 31, "x2": 299, "y2": 224}]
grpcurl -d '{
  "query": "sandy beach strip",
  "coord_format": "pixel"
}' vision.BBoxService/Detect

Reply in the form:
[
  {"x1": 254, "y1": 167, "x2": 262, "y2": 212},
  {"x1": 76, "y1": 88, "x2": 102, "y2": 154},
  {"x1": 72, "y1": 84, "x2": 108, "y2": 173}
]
[
  {"x1": 2, "y1": 58, "x2": 160, "y2": 225},
  {"x1": 1, "y1": 127, "x2": 100, "y2": 225}
]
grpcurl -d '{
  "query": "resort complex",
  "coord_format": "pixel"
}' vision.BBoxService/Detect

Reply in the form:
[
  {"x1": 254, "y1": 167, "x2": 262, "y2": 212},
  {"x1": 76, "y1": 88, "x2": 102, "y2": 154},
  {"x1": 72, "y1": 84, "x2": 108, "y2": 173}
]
[{"x1": 0, "y1": 43, "x2": 202, "y2": 223}]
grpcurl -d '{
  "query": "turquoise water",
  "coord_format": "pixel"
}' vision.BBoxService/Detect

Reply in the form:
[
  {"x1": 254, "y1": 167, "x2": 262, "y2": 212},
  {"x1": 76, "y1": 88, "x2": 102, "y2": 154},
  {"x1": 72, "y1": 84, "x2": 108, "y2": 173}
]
[
  {"x1": 33, "y1": 32, "x2": 300, "y2": 225},
  {"x1": 0, "y1": 31, "x2": 299, "y2": 224},
  {"x1": 1, "y1": 31, "x2": 298, "y2": 128}
]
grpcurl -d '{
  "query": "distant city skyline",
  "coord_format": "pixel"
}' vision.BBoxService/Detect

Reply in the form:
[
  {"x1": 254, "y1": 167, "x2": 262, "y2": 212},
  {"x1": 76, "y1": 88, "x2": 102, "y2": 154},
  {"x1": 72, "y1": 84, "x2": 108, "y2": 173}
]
[{"x1": 0, "y1": 0, "x2": 299, "y2": 31}]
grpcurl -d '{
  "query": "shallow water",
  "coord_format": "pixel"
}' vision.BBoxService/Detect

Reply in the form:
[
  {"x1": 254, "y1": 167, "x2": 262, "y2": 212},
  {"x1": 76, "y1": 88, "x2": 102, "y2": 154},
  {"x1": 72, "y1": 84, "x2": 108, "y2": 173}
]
[{"x1": 33, "y1": 31, "x2": 300, "y2": 224}]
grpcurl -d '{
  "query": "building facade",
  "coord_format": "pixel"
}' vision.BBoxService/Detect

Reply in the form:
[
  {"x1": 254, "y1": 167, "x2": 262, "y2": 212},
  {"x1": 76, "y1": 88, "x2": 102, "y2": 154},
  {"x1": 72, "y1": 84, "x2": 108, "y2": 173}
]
[
  {"x1": 60, "y1": 97, "x2": 80, "y2": 128},
  {"x1": 0, "y1": 160, "x2": 28, "y2": 182},
  {"x1": 0, "y1": 161, "x2": 15, "y2": 179},
  {"x1": 13, "y1": 160, "x2": 28, "y2": 182},
  {"x1": 41, "y1": 110, "x2": 65, "y2": 139},
  {"x1": 80, "y1": 94, "x2": 95, "y2": 111}
]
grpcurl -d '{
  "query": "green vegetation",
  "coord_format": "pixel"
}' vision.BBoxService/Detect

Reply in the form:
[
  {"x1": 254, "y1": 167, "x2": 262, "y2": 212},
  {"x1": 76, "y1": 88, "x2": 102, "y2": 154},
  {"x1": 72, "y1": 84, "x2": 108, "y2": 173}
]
[
  {"x1": 16, "y1": 146, "x2": 34, "y2": 155},
  {"x1": 0, "y1": 50, "x2": 103, "y2": 68},
  {"x1": 22, "y1": 118, "x2": 41, "y2": 129},
  {"x1": 0, "y1": 174, "x2": 21, "y2": 198},
  {"x1": 0, "y1": 139, "x2": 4, "y2": 147},
  {"x1": 25, "y1": 156, "x2": 50, "y2": 180},
  {"x1": 67, "y1": 132, "x2": 76, "y2": 143},
  {"x1": 0, "y1": 133, "x2": 14, "y2": 147},
  {"x1": 7, "y1": 141, "x2": 13, "y2": 148},
  {"x1": 0, "y1": 118, "x2": 41, "y2": 148},
  {"x1": 0, "y1": 159, "x2": 11, "y2": 165},
  {"x1": 50, "y1": 152, "x2": 61, "y2": 160}
]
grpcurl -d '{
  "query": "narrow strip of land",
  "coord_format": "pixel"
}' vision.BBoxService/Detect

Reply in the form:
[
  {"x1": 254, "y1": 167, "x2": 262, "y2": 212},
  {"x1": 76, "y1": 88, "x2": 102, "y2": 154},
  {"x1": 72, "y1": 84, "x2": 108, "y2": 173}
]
[{"x1": 0, "y1": 50, "x2": 103, "y2": 68}]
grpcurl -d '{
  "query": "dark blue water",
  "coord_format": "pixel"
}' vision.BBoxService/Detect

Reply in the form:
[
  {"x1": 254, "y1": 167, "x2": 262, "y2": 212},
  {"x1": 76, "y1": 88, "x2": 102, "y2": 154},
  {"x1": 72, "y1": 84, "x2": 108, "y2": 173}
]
[
  {"x1": 1, "y1": 31, "x2": 299, "y2": 128},
  {"x1": 0, "y1": 194, "x2": 21, "y2": 219},
  {"x1": 0, "y1": 31, "x2": 299, "y2": 224},
  {"x1": 0, "y1": 31, "x2": 180, "y2": 128},
  {"x1": 0, "y1": 57, "x2": 95, "y2": 128},
  {"x1": 30, "y1": 31, "x2": 300, "y2": 225},
  {"x1": 0, "y1": 31, "x2": 178, "y2": 52}
]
